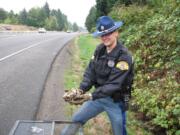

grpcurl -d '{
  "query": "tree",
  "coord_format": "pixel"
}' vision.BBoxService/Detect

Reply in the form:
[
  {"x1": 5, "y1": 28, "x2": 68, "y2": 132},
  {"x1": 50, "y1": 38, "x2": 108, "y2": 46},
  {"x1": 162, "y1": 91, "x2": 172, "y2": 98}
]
[
  {"x1": 72, "y1": 23, "x2": 79, "y2": 32},
  {"x1": 134, "y1": 0, "x2": 147, "y2": 5},
  {"x1": 50, "y1": 9, "x2": 57, "y2": 16},
  {"x1": 19, "y1": 9, "x2": 27, "y2": 24},
  {"x1": 27, "y1": 7, "x2": 46, "y2": 27},
  {"x1": 61, "y1": 14, "x2": 68, "y2": 31},
  {"x1": 45, "y1": 16, "x2": 58, "y2": 30},
  {"x1": 0, "y1": 2, "x2": 70, "y2": 31},
  {"x1": 52, "y1": 9, "x2": 69, "y2": 31},
  {"x1": 85, "y1": 6, "x2": 97, "y2": 32},
  {"x1": 51, "y1": 9, "x2": 63, "y2": 30},
  {"x1": 0, "y1": 8, "x2": 7, "y2": 22},
  {"x1": 43, "y1": 2, "x2": 50, "y2": 18},
  {"x1": 5, "y1": 10, "x2": 19, "y2": 24},
  {"x1": 96, "y1": 0, "x2": 109, "y2": 17},
  {"x1": 107, "y1": 0, "x2": 119, "y2": 8},
  {"x1": 117, "y1": 0, "x2": 132, "y2": 6},
  {"x1": 67, "y1": 22, "x2": 73, "y2": 31},
  {"x1": 96, "y1": 0, "x2": 123, "y2": 17}
]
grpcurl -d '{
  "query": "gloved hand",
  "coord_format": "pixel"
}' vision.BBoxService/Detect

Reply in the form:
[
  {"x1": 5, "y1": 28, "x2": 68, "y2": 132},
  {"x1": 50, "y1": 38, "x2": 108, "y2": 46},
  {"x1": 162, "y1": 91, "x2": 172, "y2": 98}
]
[
  {"x1": 63, "y1": 88, "x2": 84, "y2": 102},
  {"x1": 63, "y1": 88, "x2": 92, "y2": 105},
  {"x1": 69, "y1": 93, "x2": 92, "y2": 105}
]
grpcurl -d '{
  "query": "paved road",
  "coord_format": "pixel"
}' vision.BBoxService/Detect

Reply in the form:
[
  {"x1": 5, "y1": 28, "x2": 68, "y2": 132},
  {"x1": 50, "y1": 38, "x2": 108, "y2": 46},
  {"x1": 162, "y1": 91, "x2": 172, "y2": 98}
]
[{"x1": 0, "y1": 32, "x2": 78, "y2": 135}]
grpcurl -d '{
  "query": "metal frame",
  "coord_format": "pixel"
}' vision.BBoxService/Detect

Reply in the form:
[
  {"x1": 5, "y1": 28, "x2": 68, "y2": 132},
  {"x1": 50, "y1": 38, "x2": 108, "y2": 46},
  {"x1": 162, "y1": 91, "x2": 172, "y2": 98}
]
[
  {"x1": 9, "y1": 120, "x2": 84, "y2": 135},
  {"x1": 9, "y1": 120, "x2": 55, "y2": 135}
]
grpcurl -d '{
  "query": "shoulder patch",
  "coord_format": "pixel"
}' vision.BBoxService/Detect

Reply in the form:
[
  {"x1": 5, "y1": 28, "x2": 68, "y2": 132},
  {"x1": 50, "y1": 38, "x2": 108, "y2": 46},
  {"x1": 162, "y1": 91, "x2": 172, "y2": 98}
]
[{"x1": 116, "y1": 61, "x2": 129, "y2": 70}]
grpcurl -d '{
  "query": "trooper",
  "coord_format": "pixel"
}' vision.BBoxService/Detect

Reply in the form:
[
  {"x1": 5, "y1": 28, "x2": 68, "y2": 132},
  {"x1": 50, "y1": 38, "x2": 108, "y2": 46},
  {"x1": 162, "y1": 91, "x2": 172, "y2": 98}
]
[{"x1": 61, "y1": 16, "x2": 134, "y2": 135}]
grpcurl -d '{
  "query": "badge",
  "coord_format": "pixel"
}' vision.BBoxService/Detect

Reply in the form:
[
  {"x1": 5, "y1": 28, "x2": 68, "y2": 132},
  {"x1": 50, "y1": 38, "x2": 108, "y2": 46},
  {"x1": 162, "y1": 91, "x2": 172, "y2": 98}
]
[
  {"x1": 108, "y1": 60, "x2": 115, "y2": 67},
  {"x1": 116, "y1": 61, "x2": 129, "y2": 70},
  {"x1": 100, "y1": 25, "x2": 104, "y2": 31}
]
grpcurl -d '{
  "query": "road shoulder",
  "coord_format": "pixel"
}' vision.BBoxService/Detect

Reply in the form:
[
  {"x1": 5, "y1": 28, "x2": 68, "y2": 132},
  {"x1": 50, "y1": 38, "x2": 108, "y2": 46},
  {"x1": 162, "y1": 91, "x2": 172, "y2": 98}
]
[{"x1": 36, "y1": 39, "x2": 74, "y2": 121}]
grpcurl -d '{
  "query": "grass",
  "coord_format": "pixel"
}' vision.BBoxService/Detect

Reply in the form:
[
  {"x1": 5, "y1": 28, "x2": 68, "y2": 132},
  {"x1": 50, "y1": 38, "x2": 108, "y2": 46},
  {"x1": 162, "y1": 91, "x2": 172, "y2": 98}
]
[
  {"x1": 78, "y1": 34, "x2": 99, "y2": 67},
  {"x1": 63, "y1": 34, "x2": 151, "y2": 135}
]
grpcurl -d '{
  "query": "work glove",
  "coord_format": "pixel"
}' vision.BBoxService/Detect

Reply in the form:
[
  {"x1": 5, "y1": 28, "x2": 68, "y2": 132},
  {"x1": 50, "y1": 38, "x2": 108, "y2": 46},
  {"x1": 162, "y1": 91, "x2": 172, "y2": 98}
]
[
  {"x1": 68, "y1": 93, "x2": 92, "y2": 105},
  {"x1": 63, "y1": 88, "x2": 83, "y2": 101},
  {"x1": 63, "y1": 88, "x2": 92, "y2": 105}
]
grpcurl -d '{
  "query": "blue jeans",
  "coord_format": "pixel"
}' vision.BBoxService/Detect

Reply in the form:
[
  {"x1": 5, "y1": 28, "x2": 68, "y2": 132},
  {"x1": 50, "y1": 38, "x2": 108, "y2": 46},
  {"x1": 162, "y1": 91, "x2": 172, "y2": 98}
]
[{"x1": 61, "y1": 97, "x2": 127, "y2": 135}]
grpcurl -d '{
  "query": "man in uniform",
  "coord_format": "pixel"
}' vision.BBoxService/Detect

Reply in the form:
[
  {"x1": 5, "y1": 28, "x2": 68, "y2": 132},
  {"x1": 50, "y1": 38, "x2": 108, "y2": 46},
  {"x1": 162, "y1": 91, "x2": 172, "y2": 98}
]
[{"x1": 62, "y1": 16, "x2": 134, "y2": 135}]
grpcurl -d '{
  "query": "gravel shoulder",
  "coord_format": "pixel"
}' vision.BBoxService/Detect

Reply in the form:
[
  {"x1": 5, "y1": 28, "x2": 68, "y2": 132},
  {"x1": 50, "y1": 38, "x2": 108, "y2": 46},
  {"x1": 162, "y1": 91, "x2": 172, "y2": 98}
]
[{"x1": 36, "y1": 39, "x2": 74, "y2": 121}]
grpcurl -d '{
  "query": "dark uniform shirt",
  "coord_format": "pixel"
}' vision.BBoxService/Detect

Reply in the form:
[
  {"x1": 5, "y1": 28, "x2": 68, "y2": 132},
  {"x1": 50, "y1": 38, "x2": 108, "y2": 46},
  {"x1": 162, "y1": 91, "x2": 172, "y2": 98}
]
[{"x1": 79, "y1": 41, "x2": 133, "y2": 101}]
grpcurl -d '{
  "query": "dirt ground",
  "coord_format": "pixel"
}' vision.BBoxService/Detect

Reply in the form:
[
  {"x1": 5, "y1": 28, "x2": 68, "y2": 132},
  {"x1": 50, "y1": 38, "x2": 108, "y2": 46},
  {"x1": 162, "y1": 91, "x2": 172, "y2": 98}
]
[
  {"x1": 0, "y1": 24, "x2": 36, "y2": 31},
  {"x1": 36, "y1": 40, "x2": 75, "y2": 134}
]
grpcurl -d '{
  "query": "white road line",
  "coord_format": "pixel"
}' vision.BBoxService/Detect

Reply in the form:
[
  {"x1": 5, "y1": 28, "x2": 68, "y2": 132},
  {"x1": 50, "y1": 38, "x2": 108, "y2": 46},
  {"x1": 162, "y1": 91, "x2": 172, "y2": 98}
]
[{"x1": 0, "y1": 37, "x2": 58, "y2": 62}]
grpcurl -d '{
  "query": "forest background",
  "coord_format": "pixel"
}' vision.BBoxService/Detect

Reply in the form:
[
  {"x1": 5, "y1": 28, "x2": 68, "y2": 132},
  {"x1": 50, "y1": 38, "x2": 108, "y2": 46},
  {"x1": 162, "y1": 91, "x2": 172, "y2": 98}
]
[{"x1": 0, "y1": 0, "x2": 179, "y2": 134}]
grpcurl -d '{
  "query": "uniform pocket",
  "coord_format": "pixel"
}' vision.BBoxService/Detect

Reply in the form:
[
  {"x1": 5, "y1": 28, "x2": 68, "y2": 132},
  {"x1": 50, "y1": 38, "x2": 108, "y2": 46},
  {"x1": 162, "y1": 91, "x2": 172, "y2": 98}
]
[{"x1": 95, "y1": 57, "x2": 111, "y2": 77}]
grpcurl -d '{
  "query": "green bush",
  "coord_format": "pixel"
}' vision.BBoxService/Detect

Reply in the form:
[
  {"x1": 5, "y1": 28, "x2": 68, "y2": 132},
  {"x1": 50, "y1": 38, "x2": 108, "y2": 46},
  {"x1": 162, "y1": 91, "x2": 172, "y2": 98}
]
[{"x1": 110, "y1": 0, "x2": 179, "y2": 134}]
